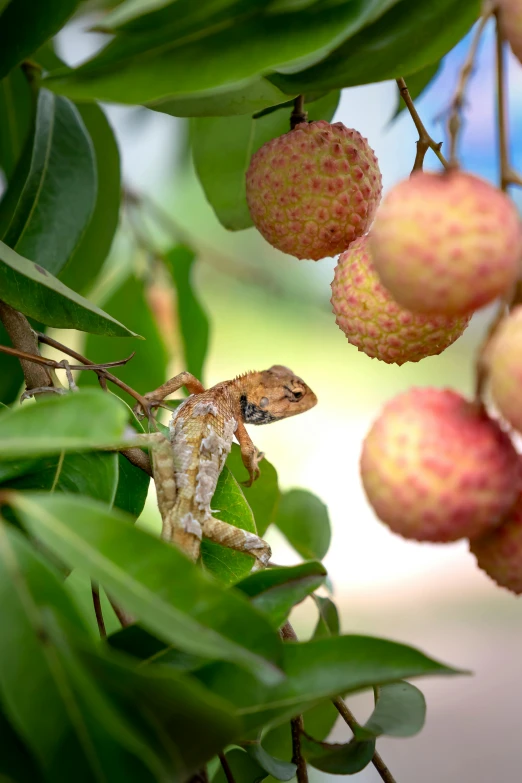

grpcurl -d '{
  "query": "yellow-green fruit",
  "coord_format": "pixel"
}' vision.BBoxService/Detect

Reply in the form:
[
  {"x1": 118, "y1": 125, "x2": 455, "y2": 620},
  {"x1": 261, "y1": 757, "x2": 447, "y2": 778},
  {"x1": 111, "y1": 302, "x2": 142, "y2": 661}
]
[
  {"x1": 246, "y1": 120, "x2": 382, "y2": 261},
  {"x1": 498, "y1": 0, "x2": 522, "y2": 64},
  {"x1": 488, "y1": 306, "x2": 522, "y2": 432},
  {"x1": 330, "y1": 236, "x2": 470, "y2": 364},
  {"x1": 369, "y1": 170, "x2": 522, "y2": 316},
  {"x1": 470, "y1": 493, "x2": 522, "y2": 594},
  {"x1": 360, "y1": 388, "x2": 521, "y2": 542}
]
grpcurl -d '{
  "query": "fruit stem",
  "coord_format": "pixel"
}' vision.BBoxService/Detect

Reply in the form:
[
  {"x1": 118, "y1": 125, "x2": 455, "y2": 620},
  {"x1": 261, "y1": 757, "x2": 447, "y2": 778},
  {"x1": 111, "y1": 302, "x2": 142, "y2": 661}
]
[
  {"x1": 495, "y1": 10, "x2": 522, "y2": 190},
  {"x1": 290, "y1": 94, "x2": 308, "y2": 129},
  {"x1": 447, "y1": 1, "x2": 495, "y2": 168},
  {"x1": 396, "y1": 77, "x2": 448, "y2": 173}
]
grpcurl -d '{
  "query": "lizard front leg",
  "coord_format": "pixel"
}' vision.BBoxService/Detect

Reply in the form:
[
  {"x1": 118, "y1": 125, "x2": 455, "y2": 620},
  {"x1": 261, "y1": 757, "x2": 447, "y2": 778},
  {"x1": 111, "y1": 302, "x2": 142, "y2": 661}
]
[
  {"x1": 235, "y1": 419, "x2": 264, "y2": 487},
  {"x1": 134, "y1": 372, "x2": 206, "y2": 419},
  {"x1": 201, "y1": 516, "x2": 271, "y2": 572}
]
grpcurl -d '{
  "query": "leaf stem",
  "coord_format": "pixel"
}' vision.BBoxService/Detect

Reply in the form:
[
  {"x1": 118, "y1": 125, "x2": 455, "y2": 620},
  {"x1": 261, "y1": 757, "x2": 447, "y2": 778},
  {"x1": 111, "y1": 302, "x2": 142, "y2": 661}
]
[
  {"x1": 447, "y1": 2, "x2": 494, "y2": 167},
  {"x1": 218, "y1": 753, "x2": 236, "y2": 783},
  {"x1": 91, "y1": 582, "x2": 106, "y2": 638},
  {"x1": 333, "y1": 698, "x2": 397, "y2": 783},
  {"x1": 396, "y1": 78, "x2": 448, "y2": 172},
  {"x1": 290, "y1": 95, "x2": 308, "y2": 130}
]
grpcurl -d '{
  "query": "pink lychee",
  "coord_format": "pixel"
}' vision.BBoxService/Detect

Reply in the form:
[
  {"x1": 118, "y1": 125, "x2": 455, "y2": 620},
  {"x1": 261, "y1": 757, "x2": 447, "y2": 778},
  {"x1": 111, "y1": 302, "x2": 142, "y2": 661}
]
[
  {"x1": 369, "y1": 170, "x2": 521, "y2": 316},
  {"x1": 498, "y1": 0, "x2": 522, "y2": 65},
  {"x1": 246, "y1": 120, "x2": 382, "y2": 261},
  {"x1": 360, "y1": 388, "x2": 521, "y2": 542},
  {"x1": 330, "y1": 236, "x2": 471, "y2": 365},
  {"x1": 470, "y1": 493, "x2": 522, "y2": 594},
  {"x1": 488, "y1": 306, "x2": 522, "y2": 433}
]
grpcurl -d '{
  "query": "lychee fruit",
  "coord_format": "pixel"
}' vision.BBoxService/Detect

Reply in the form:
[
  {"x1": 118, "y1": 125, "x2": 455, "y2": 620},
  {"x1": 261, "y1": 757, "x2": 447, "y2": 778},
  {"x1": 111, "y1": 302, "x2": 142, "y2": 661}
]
[
  {"x1": 498, "y1": 0, "x2": 522, "y2": 65},
  {"x1": 246, "y1": 120, "x2": 382, "y2": 261},
  {"x1": 470, "y1": 493, "x2": 522, "y2": 594},
  {"x1": 488, "y1": 306, "x2": 522, "y2": 433},
  {"x1": 369, "y1": 170, "x2": 521, "y2": 316},
  {"x1": 360, "y1": 387, "x2": 521, "y2": 542},
  {"x1": 330, "y1": 236, "x2": 471, "y2": 364}
]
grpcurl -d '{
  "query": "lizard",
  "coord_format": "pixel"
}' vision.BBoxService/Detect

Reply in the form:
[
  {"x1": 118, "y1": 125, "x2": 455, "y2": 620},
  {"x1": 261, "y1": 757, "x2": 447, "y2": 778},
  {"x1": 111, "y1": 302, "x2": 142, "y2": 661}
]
[{"x1": 135, "y1": 365, "x2": 317, "y2": 571}]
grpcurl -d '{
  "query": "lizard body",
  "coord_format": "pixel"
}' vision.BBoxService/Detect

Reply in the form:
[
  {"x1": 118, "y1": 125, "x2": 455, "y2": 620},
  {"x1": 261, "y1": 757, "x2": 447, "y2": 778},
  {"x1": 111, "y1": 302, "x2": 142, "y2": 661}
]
[{"x1": 138, "y1": 366, "x2": 317, "y2": 570}]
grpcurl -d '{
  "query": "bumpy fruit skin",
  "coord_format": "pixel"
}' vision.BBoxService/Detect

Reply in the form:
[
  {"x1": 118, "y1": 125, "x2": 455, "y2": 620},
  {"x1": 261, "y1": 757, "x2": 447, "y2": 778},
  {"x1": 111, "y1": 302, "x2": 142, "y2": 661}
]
[
  {"x1": 330, "y1": 236, "x2": 470, "y2": 364},
  {"x1": 470, "y1": 494, "x2": 522, "y2": 594},
  {"x1": 246, "y1": 120, "x2": 382, "y2": 260},
  {"x1": 498, "y1": 0, "x2": 522, "y2": 64},
  {"x1": 488, "y1": 306, "x2": 522, "y2": 432},
  {"x1": 360, "y1": 388, "x2": 521, "y2": 542},
  {"x1": 369, "y1": 171, "x2": 522, "y2": 316}
]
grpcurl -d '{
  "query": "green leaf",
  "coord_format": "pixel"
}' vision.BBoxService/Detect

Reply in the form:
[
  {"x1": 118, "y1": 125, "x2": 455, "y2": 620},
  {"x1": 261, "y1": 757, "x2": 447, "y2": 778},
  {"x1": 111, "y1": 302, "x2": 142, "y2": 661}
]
[
  {"x1": 107, "y1": 624, "x2": 207, "y2": 671},
  {"x1": 60, "y1": 102, "x2": 121, "y2": 294},
  {"x1": 9, "y1": 492, "x2": 285, "y2": 683},
  {"x1": 0, "y1": 521, "x2": 98, "y2": 779},
  {"x1": 81, "y1": 275, "x2": 168, "y2": 405},
  {"x1": 0, "y1": 240, "x2": 139, "y2": 337},
  {"x1": 212, "y1": 748, "x2": 267, "y2": 783},
  {"x1": 0, "y1": 0, "x2": 82, "y2": 79},
  {"x1": 236, "y1": 561, "x2": 327, "y2": 629},
  {"x1": 271, "y1": 0, "x2": 480, "y2": 94},
  {"x1": 0, "y1": 705, "x2": 44, "y2": 782},
  {"x1": 191, "y1": 89, "x2": 340, "y2": 231},
  {"x1": 244, "y1": 741, "x2": 296, "y2": 781},
  {"x1": 42, "y1": 2, "x2": 396, "y2": 105},
  {"x1": 0, "y1": 67, "x2": 33, "y2": 179},
  {"x1": 164, "y1": 245, "x2": 210, "y2": 383},
  {"x1": 227, "y1": 443, "x2": 279, "y2": 536},
  {"x1": 0, "y1": 89, "x2": 96, "y2": 276},
  {"x1": 0, "y1": 389, "x2": 130, "y2": 459},
  {"x1": 390, "y1": 61, "x2": 441, "y2": 121},
  {"x1": 52, "y1": 615, "x2": 241, "y2": 781},
  {"x1": 312, "y1": 595, "x2": 339, "y2": 639},
  {"x1": 262, "y1": 698, "x2": 338, "y2": 762},
  {"x1": 354, "y1": 682, "x2": 426, "y2": 740},
  {"x1": 194, "y1": 634, "x2": 463, "y2": 733},
  {"x1": 301, "y1": 732, "x2": 375, "y2": 775},
  {"x1": 0, "y1": 451, "x2": 118, "y2": 506},
  {"x1": 151, "y1": 77, "x2": 292, "y2": 118},
  {"x1": 275, "y1": 489, "x2": 331, "y2": 561},
  {"x1": 114, "y1": 453, "x2": 150, "y2": 519},
  {"x1": 201, "y1": 466, "x2": 259, "y2": 584}
]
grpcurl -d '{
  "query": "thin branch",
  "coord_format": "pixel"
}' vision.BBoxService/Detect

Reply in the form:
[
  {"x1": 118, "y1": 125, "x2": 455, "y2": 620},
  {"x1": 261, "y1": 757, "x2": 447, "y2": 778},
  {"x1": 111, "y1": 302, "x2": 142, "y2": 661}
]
[
  {"x1": 333, "y1": 698, "x2": 397, "y2": 783},
  {"x1": 447, "y1": 2, "x2": 495, "y2": 167},
  {"x1": 218, "y1": 753, "x2": 236, "y2": 783},
  {"x1": 396, "y1": 78, "x2": 448, "y2": 172},
  {"x1": 0, "y1": 343, "x2": 135, "y2": 374},
  {"x1": 0, "y1": 301, "x2": 53, "y2": 390},
  {"x1": 280, "y1": 622, "x2": 308, "y2": 781},
  {"x1": 290, "y1": 94, "x2": 308, "y2": 129},
  {"x1": 91, "y1": 582, "x2": 107, "y2": 638}
]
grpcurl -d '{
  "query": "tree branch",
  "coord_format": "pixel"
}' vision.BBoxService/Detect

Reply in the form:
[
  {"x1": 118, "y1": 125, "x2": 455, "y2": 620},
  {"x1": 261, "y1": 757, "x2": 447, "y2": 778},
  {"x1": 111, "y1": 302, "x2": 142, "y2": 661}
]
[
  {"x1": 396, "y1": 78, "x2": 448, "y2": 172},
  {"x1": 218, "y1": 753, "x2": 236, "y2": 783},
  {"x1": 333, "y1": 698, "x2": 397, "y2": 783},
  {"x1": 447, "y1": 1, "x2": 494, "y2": 167},
  {"x1": 280, "y1": 621, "x2": 308, "y2": 782},
  {"x1": 0, "y1": 301, "x2": 53, "y2": 390}
]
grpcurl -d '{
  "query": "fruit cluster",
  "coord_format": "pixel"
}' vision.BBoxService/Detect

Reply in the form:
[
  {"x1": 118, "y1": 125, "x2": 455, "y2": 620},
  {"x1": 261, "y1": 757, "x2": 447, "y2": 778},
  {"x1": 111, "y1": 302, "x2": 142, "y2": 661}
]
[{"x1": 246, "y1": 113, "x2": 522, "y2": 594}]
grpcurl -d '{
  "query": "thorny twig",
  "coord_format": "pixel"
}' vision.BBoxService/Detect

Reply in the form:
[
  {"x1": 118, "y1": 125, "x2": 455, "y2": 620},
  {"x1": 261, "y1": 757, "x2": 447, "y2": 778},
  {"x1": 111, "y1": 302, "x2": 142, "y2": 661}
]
[
  {"x1": 290, "y1": 94, "x2": 308, "y2": 129},
  {"x1": 475, "y1": 9, "x2": 522, "y2": 402},
  {"x1": 396, "y1": 78, "x2": 448, "y2": 172},
  {"x1": 447, "y1": 1, "x2": 495, "y2": 167},
  {"x1": 91, "y1": 582, "x2": 107, "y2": 638}
]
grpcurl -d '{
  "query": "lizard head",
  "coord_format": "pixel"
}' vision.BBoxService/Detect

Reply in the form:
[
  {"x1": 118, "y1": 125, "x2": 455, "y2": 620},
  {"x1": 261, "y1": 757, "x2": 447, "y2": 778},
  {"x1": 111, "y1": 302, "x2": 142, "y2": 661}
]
[{"x1": 237, "y1": 365, "x2": 317, "y2": 425}]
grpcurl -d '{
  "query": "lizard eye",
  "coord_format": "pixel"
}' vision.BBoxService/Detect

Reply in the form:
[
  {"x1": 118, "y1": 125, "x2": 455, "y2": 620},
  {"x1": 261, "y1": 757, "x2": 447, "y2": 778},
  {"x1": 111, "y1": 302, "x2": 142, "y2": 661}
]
[
  {"x1": 293, "y1": 391, "x2": 303, "y2": 400},
  {"x1": 260, "y1": 397, "x2": 269, "y2": 408}
]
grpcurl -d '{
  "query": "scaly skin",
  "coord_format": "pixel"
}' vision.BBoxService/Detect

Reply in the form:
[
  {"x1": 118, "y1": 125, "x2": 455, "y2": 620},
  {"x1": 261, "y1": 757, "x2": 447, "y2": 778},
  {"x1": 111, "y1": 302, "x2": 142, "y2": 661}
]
[
  {"x1": 137, "y1": 366, "x2": 317, "y2": 569},
  {"x1": 330, "y1": 236, "x2": 470, "y2": 364}
]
